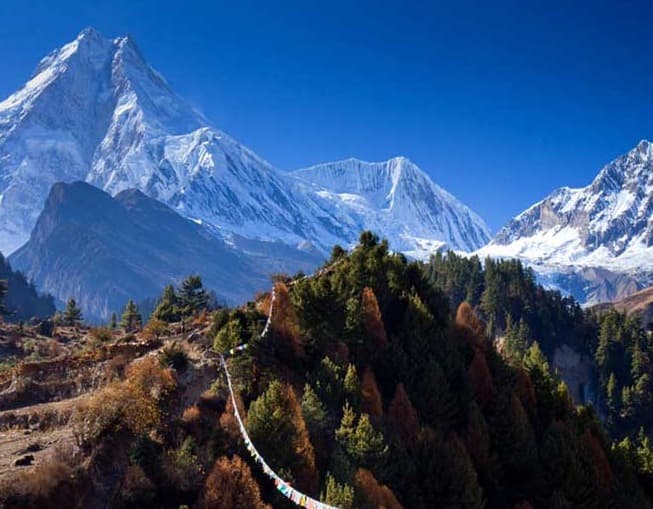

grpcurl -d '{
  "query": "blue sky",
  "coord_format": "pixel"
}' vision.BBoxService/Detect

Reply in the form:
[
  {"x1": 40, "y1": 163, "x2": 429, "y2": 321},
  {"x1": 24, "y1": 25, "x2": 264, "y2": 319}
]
[{"x1": 0, "y1": 1, "x2": 651, "y2": 231}]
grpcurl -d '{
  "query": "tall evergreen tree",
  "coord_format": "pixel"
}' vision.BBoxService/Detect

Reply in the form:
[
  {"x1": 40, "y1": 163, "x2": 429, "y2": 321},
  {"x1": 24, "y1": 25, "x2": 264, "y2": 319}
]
[
  {"x1": 178, "y1": 275, "x2": 209, "y2": 316},
  {"x1": 153, "y1": 284, "x2": 180, "y2": 322},
  {"x1": 63, "y1": 298, "x2": 83, "y2": 327},
  {"x1": 121, "y1": 299, "x2": 142, "y2": 332}
]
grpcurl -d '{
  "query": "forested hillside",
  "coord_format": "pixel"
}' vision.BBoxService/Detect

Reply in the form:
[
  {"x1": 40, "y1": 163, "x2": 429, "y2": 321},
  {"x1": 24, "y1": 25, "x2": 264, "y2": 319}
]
[
  {"x1": 3, "y1": 233, "x2": 653, "y2": 508},
  {"x1": 427, "y1": 251, "x2": 653, "y2": 483}
]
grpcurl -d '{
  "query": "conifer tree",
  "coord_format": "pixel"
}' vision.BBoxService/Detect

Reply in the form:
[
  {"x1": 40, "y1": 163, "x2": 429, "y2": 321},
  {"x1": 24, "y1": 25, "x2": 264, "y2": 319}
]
[
  {"x1": 354, "y1": 468, "x2": 403, "y2": 509},
  {"x1": 247, "y1": 380, "x2": 318, "y2": 493},
  {"x1": 322, "y1": 473, "x2": 355, "y2": 509},
  {"x1": 109, "y1": 312, "x2": 117, "y2": 330},
  {"x1": 360, "y1": 367, "x2": 383, "y2": 418},
  {"x1": 301, "y1": 383, "x2": 328, "y2": 437},
  {"x1": 199, "y1": 455, "x2": 271, "y2": 509},
  {"x1": 344, "y1": 364, "x2": 361, "y2": 409},
  {"x1": 606, "y1": 372, "x2": 619, "y2": 422},
  {"x1": 153, "y1": 284, "x2": 180, "y2": 322},
  {"x1": 361, "y1": 287, "x2": 387, "y2": 352},
  {"x1": 388, "y1": 383, "x2": 420, "y2": 445},
  {"x1": 121, "y1": 299, "x2": 142, "y2": 332},
  {"x1": 63, "y1": 297, "x2": 83, "y2": 327},
  {"x1": 178, "y1": 275, "x2": 209, "y2": 316}
]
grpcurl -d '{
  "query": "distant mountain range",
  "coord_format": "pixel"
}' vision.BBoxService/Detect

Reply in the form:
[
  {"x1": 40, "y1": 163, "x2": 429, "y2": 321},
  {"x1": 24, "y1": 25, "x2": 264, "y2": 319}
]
[
  {"x1": 478, "y1": 140, "x2": 653, "y2": 304},
  {"x1": 0, "y1": 28, "x2": 490, "y2": 318}
]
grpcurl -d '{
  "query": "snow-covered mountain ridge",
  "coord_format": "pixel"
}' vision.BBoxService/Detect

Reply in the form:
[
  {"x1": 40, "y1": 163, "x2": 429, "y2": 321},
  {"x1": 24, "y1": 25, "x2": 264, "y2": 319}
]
[
  {"x1": 478, "y1": 140, "x2": 653, "y2": 303},
  {"x1": 0, "y1": 27, "x2": 490, "y2": 260},
  {"x1": 289, "y1": 157, "x2": 490, "y2": 257}
]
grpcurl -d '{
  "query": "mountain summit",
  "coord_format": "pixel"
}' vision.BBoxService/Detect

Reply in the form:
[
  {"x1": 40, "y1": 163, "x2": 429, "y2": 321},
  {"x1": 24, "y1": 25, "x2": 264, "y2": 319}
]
[
  {"x1": 479, "y1": 140, "x2": 653, "y2": 303},
  {"x1": 0, "y1": 28, "x2": 489, "y2": 258},
  {"x1": 289, "y1": 156, "x2": 490, "y2": 257}
]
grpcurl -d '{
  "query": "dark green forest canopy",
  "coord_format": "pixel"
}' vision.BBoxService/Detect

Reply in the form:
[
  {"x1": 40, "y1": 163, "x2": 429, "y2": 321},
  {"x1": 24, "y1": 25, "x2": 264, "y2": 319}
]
[{"x1": 212, "y1": 233, "x2": 653, "y2": 508}]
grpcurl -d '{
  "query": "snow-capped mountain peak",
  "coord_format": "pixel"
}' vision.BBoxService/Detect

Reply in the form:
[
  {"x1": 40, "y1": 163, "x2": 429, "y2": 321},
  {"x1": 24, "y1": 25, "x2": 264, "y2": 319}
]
[
  {"x1": 289, "y1": 156, "x2": 490, "y2": 256},
  {"x1": 0, "y1": 28, "x2": 490, "y2": 263},
  {"x1": 478, "y1": 140, "x2": 653, "y2": 303}
]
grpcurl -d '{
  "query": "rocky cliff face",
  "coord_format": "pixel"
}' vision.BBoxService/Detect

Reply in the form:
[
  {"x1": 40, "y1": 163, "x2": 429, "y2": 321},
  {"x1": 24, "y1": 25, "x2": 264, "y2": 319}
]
[
  {"x1": 552, "y1": 344, "x2": 598, "y2": 406},
  {"x1": 9, "y1": 182, "x2": 296, "y2": 320}
]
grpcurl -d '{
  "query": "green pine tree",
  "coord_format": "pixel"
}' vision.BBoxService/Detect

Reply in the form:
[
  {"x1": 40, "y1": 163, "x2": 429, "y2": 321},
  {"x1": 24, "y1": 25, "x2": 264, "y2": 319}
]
[
  {"x1": 301, "y1": 383, "x2": 328, "y2": 437},
  {"x1": 178, "y1": 275, "x2": 209, "y2": 316},
  {"x1": 121, "y1": 299, "x2": 142, "y2": 332},
  {"x1": 343, "y1": 363, "x2": 361, "y2": 409},
  {"x1": 153, "y1": 284, "x2": 180, "y2": 323},
  {"x1": 321, "y1": 473, "x2": 354, "y2": 508},
  {"x1": 63, "y1": 298, "x2": 83, "y2": 327}
]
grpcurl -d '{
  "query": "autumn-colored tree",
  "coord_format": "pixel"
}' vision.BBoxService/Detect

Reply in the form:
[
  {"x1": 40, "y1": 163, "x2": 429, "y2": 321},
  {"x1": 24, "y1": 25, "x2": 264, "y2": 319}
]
[
  {"x1": 455, "y1": 301, "x2": 485, "y2": 348},
  {"x1": 468, "y1": 349, "x2": 496, "y2": 409},
  {"x1": 581, "y1": 430, "x2": 614, "y2": 490},
  {"x1": 219, "y1": 396, "x2": 243, "y2": 442},
  {"x1": 181, "y1": 404, "x2": 202, "y2": 439},
  {"x1": 271, "y1": 282, "x2": 304, "y2": 360},
  {"x1": 354, "y1": 468, "x2": 404, "y2": 509},
  {"x1": 361, "y1": 287, "x2": 388, "y2": 352},
  {"x1": 199, "y1": 455, "x2": 271, "y2": 509},
  {"x1": 361, "y1": 367, "x2": 383, "y2": 418},
  {"x1": 456, "y1": 301, "x2": 484, "y2": 336},
  {"x1": 388, "y1": 383, "x2": 419, "y2": 446}
]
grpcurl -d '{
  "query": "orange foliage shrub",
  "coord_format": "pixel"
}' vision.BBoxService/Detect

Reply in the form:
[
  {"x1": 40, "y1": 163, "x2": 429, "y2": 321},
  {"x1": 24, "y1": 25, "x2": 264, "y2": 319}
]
[
  {"x1": 72, "y1": 356, "x2": 176, "y2": 445},
  {"x1": 142, "y1": 318, "x2": 168, "y2": 341},
  {"x1": 199, "y1": 455, "x2": 271, "y2": 509},
  {"x1": 219, "y1": 397, "x2": 241, "y2": 442},
  {"x1": 354, "y1": 468, "x2": 404, "y2": 509},
  {"x1": 388, "y1": 383, "x2": 419, "y2": 445},
  {"x1": 468, "y1": 349, "x2": 496, "y2": 408},
  {"x1": 362, "y1": 287, "x2": 388, "y2": 351},
  {"x1": 182, "y1": 404, "x2": 202, "y2": 437},
  {"x1": 361, "y1": 367, "x2": 383, "y2": 418}
]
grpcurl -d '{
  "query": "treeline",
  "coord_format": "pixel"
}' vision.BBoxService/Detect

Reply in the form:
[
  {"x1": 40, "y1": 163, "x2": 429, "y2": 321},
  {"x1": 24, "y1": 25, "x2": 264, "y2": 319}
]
[
  {"x1": 425, "y1": 252, "x2": 595, "y2": 357},
  {"x1": 0, "y1": 253, "x2": 55, "y2": 322}
]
